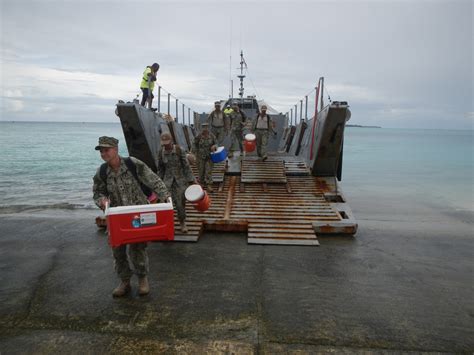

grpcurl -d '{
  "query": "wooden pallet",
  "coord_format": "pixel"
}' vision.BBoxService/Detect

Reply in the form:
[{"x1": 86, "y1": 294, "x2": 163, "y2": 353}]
[{"x1": 241, "y1": 157, "x2": 287, "y2": 184}]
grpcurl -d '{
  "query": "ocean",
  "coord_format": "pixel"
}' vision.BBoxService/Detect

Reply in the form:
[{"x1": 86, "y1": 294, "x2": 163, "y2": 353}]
[{"x1": 0, "y1": 121, "x2": 472, "y2": 216}]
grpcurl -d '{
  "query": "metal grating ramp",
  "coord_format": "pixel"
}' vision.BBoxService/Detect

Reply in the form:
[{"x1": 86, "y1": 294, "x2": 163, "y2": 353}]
[
  {"x1": 190, "y1": 161, "x2": 226, "y2": 183},
  {"x1": 173, "y1": 180, "x2": 227, "y2": 242},
  {"x1": 230, "y1": 176, "x2": 341, "y2": 245},
  {"x1": 241, "y1": 157, "x2": 287, "y2": 183},
  {"x1": 283, "y1": 158, "x2": 310, "y2": 176}
]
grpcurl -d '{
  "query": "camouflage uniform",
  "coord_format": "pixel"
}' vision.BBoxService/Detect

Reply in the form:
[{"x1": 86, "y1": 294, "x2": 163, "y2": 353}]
[
  {"x1": 207, "y1": 110, "x2": 227, "y2": 145},
  {"x1": 253, "y1": 113, "x2": 274, "y2": 159},
  {"x1": 229, "y1": 110, "x2": 246, "y2": 154},
  {"x1": 192, "y1": 132, "x2": 217, "y2": 186},
  {"x1": 93, "y1": 156, "x2": 170, "y2": 281},
  {"x1": 156, "y1": 145, "x2": 195, "y2": 223}
]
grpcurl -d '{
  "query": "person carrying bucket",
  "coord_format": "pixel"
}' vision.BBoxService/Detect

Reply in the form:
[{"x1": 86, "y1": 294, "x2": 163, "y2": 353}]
[
  {"x1": 192, "y1": 122, "x2": 217, "y2": 192},
  {"x1": 207, "y1": 101, "x2": 228, "y2": 145},
  {"x1": 156, "y1": 132, "x2": 196, "y2": 233},
  {"x1": 252, "y1": 105, "x2": 276, "y2": 161},
  {"x1": 228, "y1": 103, "x2": 247, "y2": 158}
]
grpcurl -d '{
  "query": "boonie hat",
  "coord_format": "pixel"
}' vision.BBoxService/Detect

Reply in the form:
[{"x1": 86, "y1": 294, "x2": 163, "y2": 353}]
[
  {"x1": 95, "y1": 136, "x2": 118, "y2": 150},
  {"x1": 214, "y1": 101, "x2": 221, "y2": 105},
  {"x1": 160, "y1": 132, "x2": 172, "y2": 145}
]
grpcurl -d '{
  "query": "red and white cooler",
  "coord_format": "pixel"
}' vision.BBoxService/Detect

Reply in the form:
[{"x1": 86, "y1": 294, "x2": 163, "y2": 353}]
[{"x1": 105, "y1": 200, "x2": 174, "y2": 247}]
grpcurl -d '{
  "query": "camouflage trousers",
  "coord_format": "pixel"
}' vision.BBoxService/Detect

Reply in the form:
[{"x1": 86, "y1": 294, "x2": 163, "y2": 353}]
[
  {"x1": 211, "y1": 126, "x2": 226, "y2": 146},
  {"x1": 255, "y1": 129, "x2": 269, "y2": 158},
  {"x1": 168, "y1": 181, "x2": 188, "y2": 223},
  {"x1": 112, "y1": 242, "x2": 148, "y2": 281},
  {"x1": 196, "y1": 158, "x2": 213, "y2": 186},
  {"x1": 229, "y1": 129, "x2": 243, "y2": 153}
]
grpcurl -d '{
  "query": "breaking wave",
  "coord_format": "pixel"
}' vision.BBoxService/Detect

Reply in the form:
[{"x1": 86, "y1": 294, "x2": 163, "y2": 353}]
[{"x1": 0, "y1": 203, "x2": 97, "y2": 214}]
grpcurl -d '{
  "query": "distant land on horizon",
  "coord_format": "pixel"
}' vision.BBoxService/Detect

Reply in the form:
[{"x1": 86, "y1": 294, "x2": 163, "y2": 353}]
[{"x1": 346, "y1": 124, "x2": 381, "y2": 128}]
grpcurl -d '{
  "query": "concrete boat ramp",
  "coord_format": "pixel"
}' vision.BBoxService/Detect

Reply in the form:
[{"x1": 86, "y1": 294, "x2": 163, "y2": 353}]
[{"x1": 1, "y1": 198, "x2": 472, "y2": 353}]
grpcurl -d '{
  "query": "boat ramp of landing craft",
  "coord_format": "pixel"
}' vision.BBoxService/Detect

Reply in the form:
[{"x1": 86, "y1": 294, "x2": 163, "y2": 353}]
[{"x1": 110, "y1": 69, "x2": 357, "y2": 246}]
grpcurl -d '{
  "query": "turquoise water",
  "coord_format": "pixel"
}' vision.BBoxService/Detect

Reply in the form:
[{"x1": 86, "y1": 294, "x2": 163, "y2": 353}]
[{"x1": 0, "y1": 122, "x2": 472, "y2": 213}]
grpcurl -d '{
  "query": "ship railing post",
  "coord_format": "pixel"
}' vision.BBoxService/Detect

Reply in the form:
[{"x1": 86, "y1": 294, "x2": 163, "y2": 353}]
[
  {"x1": 290, "y1": 108, "x2": 293, "y2": 126},
  {"x1": 305, "y1": 95, "x2": 308, "y2": 121},
  {"x1": 300, "y1": 100, "x2": 303, "y2": 122},
  {"x1": 294, "y1": 104, "x2": 298, "y2": 125},
  {"x1": 167, "y1": 93, "x2": 170, "y2": 115},
  {"x1": 188, "y1": 108, "x2": 191, "y2": 125},
  {"x1": 176, "y1": 98, "x2": 179, "y2": 123}
]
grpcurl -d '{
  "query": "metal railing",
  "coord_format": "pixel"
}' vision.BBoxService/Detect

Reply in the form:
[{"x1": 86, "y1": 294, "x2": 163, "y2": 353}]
[
  {"x1": 285, "y1": 77, "x2": 330, "y2": 126},
  {"x1": 151, "y1": 85, "x2": 197, "y2": 126}
]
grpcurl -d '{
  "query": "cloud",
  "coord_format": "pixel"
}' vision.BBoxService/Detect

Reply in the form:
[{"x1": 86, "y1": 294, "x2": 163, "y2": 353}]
[
  {"x1": 4, "y1": 99, "x2": 25, "y2": 112},
  {"x1": 1, "y1": 0, "x2": 472, "y2": 129},
  {"x1": 3, "y1": 89, "x2": 23, "y2": 98}
]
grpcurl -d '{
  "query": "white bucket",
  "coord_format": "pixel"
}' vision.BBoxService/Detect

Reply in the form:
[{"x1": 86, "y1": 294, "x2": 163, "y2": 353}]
[
  {"x1": 185, "y1": 184, "x2": 205, "y2": 202},
  {"x1": 245, "y1": 133, "x2": 256, "y2": 141}
]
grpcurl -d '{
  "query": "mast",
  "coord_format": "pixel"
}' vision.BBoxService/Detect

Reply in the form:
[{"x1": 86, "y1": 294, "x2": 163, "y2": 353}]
[{"x1": 237, "y1": 50, "x2": 246, "y2": 100}]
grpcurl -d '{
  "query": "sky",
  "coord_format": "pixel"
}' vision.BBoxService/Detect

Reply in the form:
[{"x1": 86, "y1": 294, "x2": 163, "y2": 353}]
[{"x1": 0, "y1": 0, "x2": 472, "y2": 129}]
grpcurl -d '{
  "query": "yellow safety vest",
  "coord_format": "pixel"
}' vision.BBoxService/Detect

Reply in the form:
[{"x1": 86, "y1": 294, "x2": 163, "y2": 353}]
[
  {"x1": 223, "y1": 108, "x2": 234, "y2": 115},
  {"x1": 140, "y1": 67, "x2": 156, "y2": 91}
]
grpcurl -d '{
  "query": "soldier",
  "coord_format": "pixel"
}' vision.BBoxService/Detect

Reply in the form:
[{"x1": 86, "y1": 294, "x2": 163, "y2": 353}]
[
  {"x1": 156, "y1": 132, "x2": 196, "y2": 233},
  {"x1": 252, "y1": 105, "x2": 276, "y2": 161},
  {"x1": 228, "y1": 103, "x2": 247, "y2": 158},
  {"x1": 192, "y1": 123, "x2": 217, "y2": 192},
  {"x1": 93, "y1": 136, "x2": 170, "y2": 297},
  {"x1": 207, "y1": 101, "x2": 228, "y2": 145}
]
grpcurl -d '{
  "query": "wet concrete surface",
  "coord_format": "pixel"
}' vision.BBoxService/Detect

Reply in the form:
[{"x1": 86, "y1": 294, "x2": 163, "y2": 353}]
[{"x1": 0, "y1": 197, "x2": 473, "y2": 354}]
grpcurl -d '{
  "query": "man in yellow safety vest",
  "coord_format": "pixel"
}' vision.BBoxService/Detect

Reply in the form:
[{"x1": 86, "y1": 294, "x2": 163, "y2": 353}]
[{"x1": 140, "y1": 63, "x2": 160, "y2": 110}]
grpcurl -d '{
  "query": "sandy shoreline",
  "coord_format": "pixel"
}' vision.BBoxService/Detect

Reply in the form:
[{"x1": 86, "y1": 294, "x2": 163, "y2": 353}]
[{"x1": 0, "y1": 193, "x2": 472, "y2": 353}]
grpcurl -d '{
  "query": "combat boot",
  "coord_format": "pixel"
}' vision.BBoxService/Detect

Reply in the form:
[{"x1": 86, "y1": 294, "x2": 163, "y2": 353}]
[
  {"x1": 138, "y1": 276, "x2": 150, "y2": 296},
  {"x1": 180, "y1": 221, "x2": 188, "y2": 233},
  {"x1": 112, "y1": 280, "x2": 131, "y2": 297},
  {"x1": 207, "y1": 185, "x2": 214, "y2": 192}
]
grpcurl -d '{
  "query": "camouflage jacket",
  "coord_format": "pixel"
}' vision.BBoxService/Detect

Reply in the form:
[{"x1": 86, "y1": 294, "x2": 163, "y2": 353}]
[
  {"x1": 93, "y1": 156, "x2": 170, "y2": 208},
  {"x1": 192, "y1": 133, "x2": 217, "y2": 160},
  {"x1": 229, "y1": 110, "x2": 247, "y2": 130},
  {"x1": 156, "y1": 145, "x2": 195, "y2": 187}
]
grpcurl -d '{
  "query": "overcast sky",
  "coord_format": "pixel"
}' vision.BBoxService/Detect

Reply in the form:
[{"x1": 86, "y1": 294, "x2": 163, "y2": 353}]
[{"x1": 1, "y1": 0, "x2": 472, "y2": 129}]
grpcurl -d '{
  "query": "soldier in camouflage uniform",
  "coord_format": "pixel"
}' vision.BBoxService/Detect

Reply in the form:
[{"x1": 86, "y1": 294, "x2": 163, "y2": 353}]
[
  {"x1": 156, "y1": 132, "x2": 196, "y2": 233},
  {"x1": 207, "y1": 101, "x2": 228, "y2": 145},
  {"x1": 192, "y1": 123, "x2": 217, "y2": 192},
  {"x1": 252, "y1": 105, "x2": 276, "y2": 161},
  {"x1": 92, "y1": 136, "x2": 170, "y2": 297},
  {"x1": 228, "y1": 103, "x2": 247, "y2": 158}
]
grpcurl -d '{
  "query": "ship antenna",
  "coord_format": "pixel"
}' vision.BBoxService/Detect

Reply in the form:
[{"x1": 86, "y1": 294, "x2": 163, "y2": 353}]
[{"x1": 238, "y1": 50, "x2": 246, "y2": 102}]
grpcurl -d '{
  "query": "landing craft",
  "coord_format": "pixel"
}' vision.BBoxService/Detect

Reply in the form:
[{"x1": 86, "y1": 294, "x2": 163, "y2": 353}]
[{"x1": 107, "y1": 52, "x2": 357, "y2": 246}]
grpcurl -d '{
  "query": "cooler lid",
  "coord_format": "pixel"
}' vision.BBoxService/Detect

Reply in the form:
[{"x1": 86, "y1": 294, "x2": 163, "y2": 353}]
[{"x1": 106, "y1": 201, "x2": 173, "y2": 216}]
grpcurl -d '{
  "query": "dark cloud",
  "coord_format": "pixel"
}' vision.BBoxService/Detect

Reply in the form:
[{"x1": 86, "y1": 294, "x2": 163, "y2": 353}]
[{"x1": 1, "y1": 0, "x2": 472, "y2": 129}]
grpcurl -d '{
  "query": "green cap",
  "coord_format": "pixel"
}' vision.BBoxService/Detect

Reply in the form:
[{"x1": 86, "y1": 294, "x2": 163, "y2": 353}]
[{"x1": 95, "y1": 136, "x2": 118, "y2": 150}]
